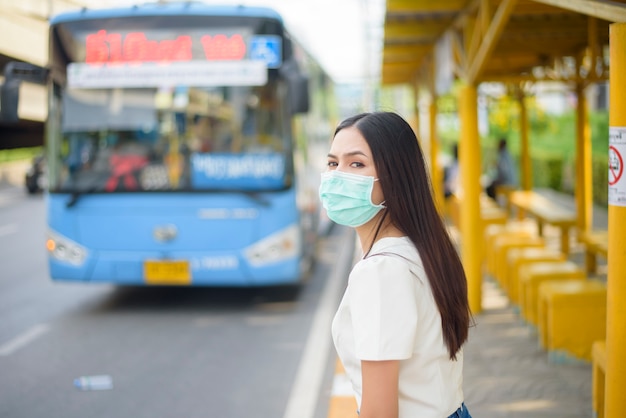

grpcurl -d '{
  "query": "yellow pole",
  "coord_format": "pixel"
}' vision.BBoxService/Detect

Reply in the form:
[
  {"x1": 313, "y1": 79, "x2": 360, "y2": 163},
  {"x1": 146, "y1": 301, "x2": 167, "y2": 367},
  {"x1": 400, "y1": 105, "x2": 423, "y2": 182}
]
[
  {"x1": 518, "y1": 91, "x2": 532, "y2": 190},
  {"x1": 606, "y1": 23, "x2": 626, "y2": 418},
  {"x1": 459, "y1": 84, "x2": 482, "y2": 314},
  {"x1": 430, "y1": 100, "x2": 443, "y2": 212},
  {"x1": 575, "y1": 82, "x2": 592, "y2": 232}
]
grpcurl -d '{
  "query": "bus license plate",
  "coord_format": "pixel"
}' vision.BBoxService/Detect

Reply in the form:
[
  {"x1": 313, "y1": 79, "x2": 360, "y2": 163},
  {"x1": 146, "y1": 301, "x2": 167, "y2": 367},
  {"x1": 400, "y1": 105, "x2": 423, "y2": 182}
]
[{"x1": 144, "y1": 260, "x2": 191, "y2": 285}]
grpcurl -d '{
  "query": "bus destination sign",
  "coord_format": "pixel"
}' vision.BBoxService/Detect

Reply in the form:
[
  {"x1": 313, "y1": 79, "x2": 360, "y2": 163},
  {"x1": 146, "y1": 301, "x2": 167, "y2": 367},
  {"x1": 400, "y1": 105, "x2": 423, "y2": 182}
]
[
  {"x1": 82, "y1": 30, "x2": 281, "y2": 67},
  {"x1": 67, "y1": 30, "x2": 281, "y2": 88}
]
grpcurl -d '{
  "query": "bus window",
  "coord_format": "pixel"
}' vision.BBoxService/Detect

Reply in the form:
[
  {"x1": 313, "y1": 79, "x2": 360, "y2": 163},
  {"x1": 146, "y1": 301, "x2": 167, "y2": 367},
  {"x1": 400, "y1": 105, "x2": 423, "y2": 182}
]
[
  {"x1": 104, "y1": 134, "x2": 149, "y2": 192},
  {"x1": 240, "y1": 86, "x2": 284, "y2": 153}
]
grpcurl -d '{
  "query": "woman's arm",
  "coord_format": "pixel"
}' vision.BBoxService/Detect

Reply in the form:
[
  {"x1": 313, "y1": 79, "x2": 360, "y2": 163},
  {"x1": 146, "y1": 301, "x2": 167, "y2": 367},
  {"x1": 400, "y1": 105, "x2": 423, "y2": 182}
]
[{"x1": 359, "y1": 360, "x2": 400, "y2": 418}]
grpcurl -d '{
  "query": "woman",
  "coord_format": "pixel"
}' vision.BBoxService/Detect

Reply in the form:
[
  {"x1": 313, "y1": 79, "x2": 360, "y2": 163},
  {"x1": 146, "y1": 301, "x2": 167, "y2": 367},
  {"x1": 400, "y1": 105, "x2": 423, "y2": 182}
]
[{"x1": 319, "y1": 112, "x2": 473, "y2": 418}]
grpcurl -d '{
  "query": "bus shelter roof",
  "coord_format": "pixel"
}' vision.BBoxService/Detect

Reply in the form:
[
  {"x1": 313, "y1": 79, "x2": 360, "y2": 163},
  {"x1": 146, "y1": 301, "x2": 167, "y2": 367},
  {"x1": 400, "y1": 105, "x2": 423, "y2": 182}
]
[{"x1": 381, "y1": 0, "x2": 626, "y2": 89}]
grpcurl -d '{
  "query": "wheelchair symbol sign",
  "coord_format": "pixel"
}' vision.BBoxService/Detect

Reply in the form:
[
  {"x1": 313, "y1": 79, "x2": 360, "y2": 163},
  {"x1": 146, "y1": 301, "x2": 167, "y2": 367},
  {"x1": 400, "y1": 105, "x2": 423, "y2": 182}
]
[{"x1": 249, "y1": 36, "x2": 282, "y2": 69}]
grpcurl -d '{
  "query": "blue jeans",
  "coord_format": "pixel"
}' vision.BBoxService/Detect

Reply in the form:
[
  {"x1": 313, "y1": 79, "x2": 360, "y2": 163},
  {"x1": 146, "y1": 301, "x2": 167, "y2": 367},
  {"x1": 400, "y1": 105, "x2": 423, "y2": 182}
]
[{"x1": 448, "y1": 402, "x2": 472, "y2": 418}]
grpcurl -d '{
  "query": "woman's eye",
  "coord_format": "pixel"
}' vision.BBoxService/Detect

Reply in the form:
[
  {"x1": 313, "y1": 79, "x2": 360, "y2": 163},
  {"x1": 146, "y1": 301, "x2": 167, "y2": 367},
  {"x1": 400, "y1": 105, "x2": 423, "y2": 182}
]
[
  {"x1": 350, "y1": 162, "x2": 364, "y2": 168},
  {"x1": 327, "y1": 161, "x2": 338, "y2": 167}
]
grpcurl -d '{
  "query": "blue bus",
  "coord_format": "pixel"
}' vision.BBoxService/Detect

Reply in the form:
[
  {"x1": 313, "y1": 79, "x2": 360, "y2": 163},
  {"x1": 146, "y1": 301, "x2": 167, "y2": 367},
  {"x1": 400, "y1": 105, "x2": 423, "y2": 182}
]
[{"x1": 2, "y1": 3, "x2": 333, "y2": 286}]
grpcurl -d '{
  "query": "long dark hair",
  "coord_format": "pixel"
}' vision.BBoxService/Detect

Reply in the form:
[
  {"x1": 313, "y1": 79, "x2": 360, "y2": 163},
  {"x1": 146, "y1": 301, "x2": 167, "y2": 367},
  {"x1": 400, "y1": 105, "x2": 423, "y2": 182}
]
[{"x1": 335, "y1": 111, "x2": 471, "y2": 360}]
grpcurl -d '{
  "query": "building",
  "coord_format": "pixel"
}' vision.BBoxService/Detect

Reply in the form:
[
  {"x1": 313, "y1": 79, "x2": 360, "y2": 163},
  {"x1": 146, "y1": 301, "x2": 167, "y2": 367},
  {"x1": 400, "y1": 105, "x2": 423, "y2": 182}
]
[{"x1": 0, "y1": 0, "x2": 117, "y2": 149}]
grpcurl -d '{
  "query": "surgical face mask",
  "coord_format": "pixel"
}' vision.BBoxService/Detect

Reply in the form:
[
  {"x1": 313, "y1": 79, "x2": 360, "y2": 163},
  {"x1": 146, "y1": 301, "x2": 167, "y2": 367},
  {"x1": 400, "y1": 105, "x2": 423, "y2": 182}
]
[{"x1": 318, "y1": 170, "x2": 386, "y2": 227}]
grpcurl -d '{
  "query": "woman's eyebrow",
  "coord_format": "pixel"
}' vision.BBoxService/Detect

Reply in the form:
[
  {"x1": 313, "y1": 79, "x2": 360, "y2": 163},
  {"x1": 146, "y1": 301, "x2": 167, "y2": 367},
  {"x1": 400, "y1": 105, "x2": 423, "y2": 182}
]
[{"x1": 327, "y1": 150, "x2": 369, "y2": 158}]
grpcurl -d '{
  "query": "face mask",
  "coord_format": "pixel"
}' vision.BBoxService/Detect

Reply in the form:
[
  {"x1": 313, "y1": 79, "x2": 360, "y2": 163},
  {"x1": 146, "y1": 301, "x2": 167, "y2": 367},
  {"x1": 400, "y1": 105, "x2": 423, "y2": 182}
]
[{"x1": 318, "y1": 170, "x2": 386, "y2": 227}]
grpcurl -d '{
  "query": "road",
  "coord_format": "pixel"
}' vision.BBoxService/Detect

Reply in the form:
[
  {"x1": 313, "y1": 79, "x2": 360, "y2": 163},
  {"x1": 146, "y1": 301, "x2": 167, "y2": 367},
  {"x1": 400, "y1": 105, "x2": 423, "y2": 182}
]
[{"x1": 0, "y1": 186, "x2": 354, "y2": 418}]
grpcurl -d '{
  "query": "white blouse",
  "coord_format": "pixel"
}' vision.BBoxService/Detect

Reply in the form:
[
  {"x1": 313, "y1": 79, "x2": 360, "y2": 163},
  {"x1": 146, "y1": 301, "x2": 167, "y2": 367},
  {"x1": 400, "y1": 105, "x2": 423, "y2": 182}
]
[{"x1": 331, "y1": 236, "x2": 464, "y2": 418}]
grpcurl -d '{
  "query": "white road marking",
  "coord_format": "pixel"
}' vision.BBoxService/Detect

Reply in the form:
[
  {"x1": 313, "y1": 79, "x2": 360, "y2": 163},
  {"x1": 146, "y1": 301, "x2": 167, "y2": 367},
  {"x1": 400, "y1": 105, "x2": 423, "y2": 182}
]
[
  {"x1": 282, "y1": 228, "x2": 354, "y2": 418},
  {"x1": 0, "y1": 324, "x2": 50, "y2": 356},
  {"x1": 0, "y1": 223, "x2": 18, "y2": 237}
]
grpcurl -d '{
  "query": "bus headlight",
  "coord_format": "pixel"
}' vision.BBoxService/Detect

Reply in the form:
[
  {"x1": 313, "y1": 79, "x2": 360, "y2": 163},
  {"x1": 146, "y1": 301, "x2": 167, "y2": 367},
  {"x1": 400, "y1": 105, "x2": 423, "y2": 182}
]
[
  {"x1": 46, "y1": 229, "x2": 88, "y2": 266},
  {"x1": 244, "y1": 224, "x2": 300, "y2": 267}
]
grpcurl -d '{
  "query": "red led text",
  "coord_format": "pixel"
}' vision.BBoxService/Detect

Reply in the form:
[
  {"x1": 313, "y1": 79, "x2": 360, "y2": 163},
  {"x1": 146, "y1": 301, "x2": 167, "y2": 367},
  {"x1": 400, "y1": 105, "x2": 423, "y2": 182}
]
[{"x1": 84, "y1": 30, "x2": 248, "y2": 64}]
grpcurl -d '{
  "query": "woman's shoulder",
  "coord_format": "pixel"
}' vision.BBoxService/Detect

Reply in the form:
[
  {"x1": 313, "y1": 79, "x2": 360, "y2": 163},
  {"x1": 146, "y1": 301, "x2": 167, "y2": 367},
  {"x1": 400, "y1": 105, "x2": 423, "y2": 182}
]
[
  {"x1": 353, "y1": 237, "x2": 426, "y2": 282},
  {"x1": 368, "y1": 237, "x2": 424, "y2": 267}
]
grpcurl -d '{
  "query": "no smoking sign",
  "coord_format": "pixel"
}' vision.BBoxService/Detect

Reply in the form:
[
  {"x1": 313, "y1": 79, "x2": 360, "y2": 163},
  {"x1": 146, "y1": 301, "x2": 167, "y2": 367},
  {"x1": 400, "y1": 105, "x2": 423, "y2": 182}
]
[
  {"x1": 609, "y1": 127, "x2": 626, "y2": 206},
  {"x1": 609, "y1": 145, "x2": 623, "y2": 186}
]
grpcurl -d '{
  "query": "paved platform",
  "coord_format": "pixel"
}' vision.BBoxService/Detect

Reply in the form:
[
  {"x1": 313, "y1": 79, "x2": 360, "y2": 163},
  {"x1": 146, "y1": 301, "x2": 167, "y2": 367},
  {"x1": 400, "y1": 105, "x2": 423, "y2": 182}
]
[
  {"x1": 463, "y1": 189, "x2": 606, "y2": 417},
  {"x1": 463, "y1": 279, "x2": 592, "y2": 418},
  {"x1": 464, "y1": 190, "x2": 608, "y2": 418}
]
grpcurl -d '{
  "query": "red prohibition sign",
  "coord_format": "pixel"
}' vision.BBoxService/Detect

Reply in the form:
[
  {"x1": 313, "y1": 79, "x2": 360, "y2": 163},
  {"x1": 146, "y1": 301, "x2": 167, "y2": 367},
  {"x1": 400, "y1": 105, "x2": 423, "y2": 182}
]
[{"x1": 609, "y1": 145, "x2": 623, "y2": 186}]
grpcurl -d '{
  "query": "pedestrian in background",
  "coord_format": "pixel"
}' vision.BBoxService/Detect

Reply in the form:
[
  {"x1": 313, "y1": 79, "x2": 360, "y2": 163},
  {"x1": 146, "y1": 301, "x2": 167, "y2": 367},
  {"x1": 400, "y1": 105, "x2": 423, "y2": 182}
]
[
  {"x1": 444, "y1": 143, "x2": 460, "y2": 199},
  {"x1": 319, "y1": 112, "x2": 473, "y2": 418},
  {"x1": 486, "y1": 137, "x2": 516, "y2": 200}
]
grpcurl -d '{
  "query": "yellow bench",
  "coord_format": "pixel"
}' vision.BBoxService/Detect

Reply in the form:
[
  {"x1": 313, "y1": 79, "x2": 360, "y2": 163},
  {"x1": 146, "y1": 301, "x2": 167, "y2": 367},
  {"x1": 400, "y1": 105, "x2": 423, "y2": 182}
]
[
  {"x1": 505, "y1": 247, "x2": 565, "y2": 305},
  {"x1": 483, "y1": 221, "x2": 537, "y2": 276},
  {"x1": 537, "y1": 280, "x2": 606, "y2": 361},
  {"x1": 509, "y1": 190, "x2": 577, "y2": 255},
  {"x1": 578, "y1": 230, "x2": 608, "y2": 274},
  {"x1": 518, "y1": 261, "x2": 586, "y2": 326},
  {"x1": 446, "y1": 194, "x2": 508, "y2": 230},
  {"x1": 592, "y1": 341, "x2": 606, "y2": 418},
  {"x1": 480, "y1": 206, "x2": 508, "y2": 228},
  {"x1": 492, "y1": 235, "x2": 545, "y2": 288}
]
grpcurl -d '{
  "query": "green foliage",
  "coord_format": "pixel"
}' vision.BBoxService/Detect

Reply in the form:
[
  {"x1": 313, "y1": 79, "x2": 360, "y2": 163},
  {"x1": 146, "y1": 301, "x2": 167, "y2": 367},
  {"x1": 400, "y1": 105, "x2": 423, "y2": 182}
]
[
  {"x1": 592, "y1": 155, "x2": 608, "y2": 206},
  {"x1": 488, "y1": 95, "x2": 519, "y2": 141},
  {"x1": 437, "y1": 93, "x2": 462, "y2": 158},
  {"x1": 548, "y1": 158, "x2": 565, "y2": 191},
  {"x1": 590, "y1": 110, "x2": 609, "y2": 155},
  {"x1": 590, "y1": 111, "x2": 609, "y2": 206},
  {"x1": 524, "y1": 109, "x2": 609, "y2": 204},
  {"x1": 0, "y1": 147, "x2": 42, "y2": 163},
  {"x1": 484, "y1": 95, "x2": 608, "y2": 205},
  {"x1": 436, "y1": 90, "x2": 609, "y2": 205}
]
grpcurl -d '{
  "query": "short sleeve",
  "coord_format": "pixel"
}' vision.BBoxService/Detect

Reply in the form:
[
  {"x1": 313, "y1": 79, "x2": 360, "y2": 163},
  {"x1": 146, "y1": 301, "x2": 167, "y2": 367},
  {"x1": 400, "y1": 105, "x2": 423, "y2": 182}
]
[{"x1": 348, "y1": 255, "x2": 418, "y2": 360}]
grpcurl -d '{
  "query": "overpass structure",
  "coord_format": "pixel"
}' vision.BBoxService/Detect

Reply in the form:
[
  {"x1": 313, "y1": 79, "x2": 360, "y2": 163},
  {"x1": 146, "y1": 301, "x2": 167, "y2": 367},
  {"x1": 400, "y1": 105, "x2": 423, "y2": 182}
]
[
  {"x1": 0, "y1": 0, "x2": 114, "y2": 149},
  {"x1": 378, "y1": 1, "x2": 625, "y2": 416}
]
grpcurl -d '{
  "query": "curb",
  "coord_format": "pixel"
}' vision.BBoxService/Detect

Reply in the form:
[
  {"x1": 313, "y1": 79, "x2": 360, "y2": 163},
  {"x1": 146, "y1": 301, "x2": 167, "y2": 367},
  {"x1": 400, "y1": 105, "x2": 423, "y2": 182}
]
[{"x1": 327, "y1": 358, "x2": 357, "y2": 418}]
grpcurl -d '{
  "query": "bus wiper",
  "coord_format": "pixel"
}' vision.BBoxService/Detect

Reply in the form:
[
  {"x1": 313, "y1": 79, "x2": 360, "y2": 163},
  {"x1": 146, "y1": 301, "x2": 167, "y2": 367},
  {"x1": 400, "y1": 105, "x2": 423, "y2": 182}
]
[
  {"x1": 66, "y1": 186, "x2": 98, "y2": 208},
  {"x1": 242, "y1": 191, "x2": 271, "y2": 207}
]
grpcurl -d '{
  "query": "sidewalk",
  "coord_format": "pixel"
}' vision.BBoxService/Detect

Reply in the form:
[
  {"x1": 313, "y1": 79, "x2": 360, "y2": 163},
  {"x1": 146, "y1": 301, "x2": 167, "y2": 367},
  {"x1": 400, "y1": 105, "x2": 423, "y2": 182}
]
[
  {"x1": 0, "y1": 160, "x2": 30, "y2": 189},
  {"x1": 461, "y1": 189, "x2": 607, "y2": 417},
  {"x1": 463, "y1": 279, "x2": 592, "y2": 417}
]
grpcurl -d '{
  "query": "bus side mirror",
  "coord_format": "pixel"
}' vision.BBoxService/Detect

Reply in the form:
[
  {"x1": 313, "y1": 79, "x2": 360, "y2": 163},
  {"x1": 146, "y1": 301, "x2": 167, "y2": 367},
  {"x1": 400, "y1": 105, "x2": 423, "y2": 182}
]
[
  {"x1": 280, "y1": 58, "x2": 310, "y2": 115},
  {"x1": 0, "y1": 62, "x2": 49, "y2": 123},
  {"x1": 289, "y1": 75, "x2": 310, "y2": 115},
  {"x1": 0, "y1": 80, "x2": 20, "y2": 123}
]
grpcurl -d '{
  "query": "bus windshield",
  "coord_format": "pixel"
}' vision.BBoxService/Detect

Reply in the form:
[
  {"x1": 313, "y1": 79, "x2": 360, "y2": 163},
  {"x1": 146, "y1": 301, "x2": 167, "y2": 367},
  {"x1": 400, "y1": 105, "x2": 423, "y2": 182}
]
[
  {"x1": 48, "y1": 15, "x2": 295, "y2": 194},
  {"x1": 55, "y1": 82, "x2": 290, "y2": 193}
]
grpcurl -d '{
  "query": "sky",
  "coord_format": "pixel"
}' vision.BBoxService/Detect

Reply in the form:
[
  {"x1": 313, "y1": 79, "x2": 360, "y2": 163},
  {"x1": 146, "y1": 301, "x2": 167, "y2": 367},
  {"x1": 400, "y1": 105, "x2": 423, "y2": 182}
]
[
  {"x1": 88, "y1": 0, "x2": 386, "y2": 84},
  {"x1": 235, "y1": 0, "x2": 386, "y2": 83}
]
